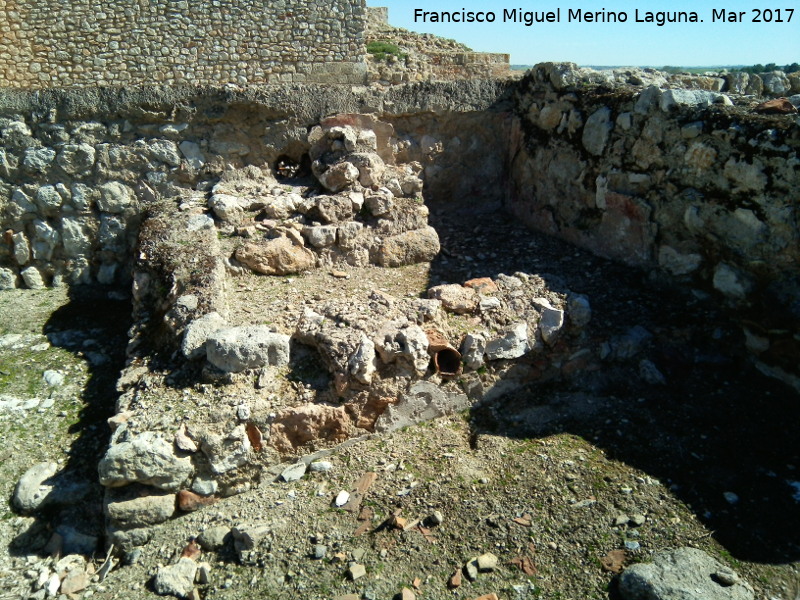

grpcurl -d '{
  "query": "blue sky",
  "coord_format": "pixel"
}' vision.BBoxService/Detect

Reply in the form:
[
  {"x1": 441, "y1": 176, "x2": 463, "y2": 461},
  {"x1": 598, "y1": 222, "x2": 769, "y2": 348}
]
[{"x1": 368, "y1": 1, "x2": 800, "y2": 67}]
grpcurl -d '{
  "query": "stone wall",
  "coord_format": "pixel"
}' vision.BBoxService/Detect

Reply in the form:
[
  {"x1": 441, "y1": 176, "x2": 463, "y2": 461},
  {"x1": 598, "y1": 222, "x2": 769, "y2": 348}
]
[
  {"x1": 0, "y1": 0, "x2": 367, "y2": 87},
  {"x1": 508, "y1": 63, "x2": 800, "y2": 389}
]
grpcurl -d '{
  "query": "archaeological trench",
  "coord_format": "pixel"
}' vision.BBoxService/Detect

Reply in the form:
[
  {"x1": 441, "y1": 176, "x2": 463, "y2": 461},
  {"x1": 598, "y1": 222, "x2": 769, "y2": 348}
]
[{"x1": 1, "y1": 7, "x2": 800, "y2": 599}]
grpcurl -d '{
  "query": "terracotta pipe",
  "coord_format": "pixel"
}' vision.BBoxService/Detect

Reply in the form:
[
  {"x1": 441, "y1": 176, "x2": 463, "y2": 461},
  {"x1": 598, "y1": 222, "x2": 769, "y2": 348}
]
[{"x1": 425, "y1": 328, "x2": 463, "y2": 378}]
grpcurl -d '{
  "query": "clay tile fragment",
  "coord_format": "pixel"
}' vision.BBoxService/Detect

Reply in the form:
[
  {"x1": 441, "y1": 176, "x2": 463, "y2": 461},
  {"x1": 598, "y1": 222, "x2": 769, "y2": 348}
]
[{"x1": 754, "y1": 98, "x2": 797, "y2": 114}]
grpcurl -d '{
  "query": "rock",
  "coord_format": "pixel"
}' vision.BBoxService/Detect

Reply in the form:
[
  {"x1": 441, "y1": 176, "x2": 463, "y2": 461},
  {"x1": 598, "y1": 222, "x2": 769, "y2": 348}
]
[
  {"x1": 197, "y1": 526, "x2": 230, "y2": 551},
  {"x1": 658, "y1": 246, "x2": 702, "y2": 276},
  {"x1": 582, "y1": 106, "x2": 613, "y2": 156},
  {"x1": 61, "y1": 217, "x2": 93, "y2": 258},
  {"x1": 179, "y1": 141, "x2": 205, "y2": 169},
  {"x1": 199, "y1": 425, "x2": 251, "y2": 475},
  {"x1": 148, "y1": 139, "x2": 182, "y2": 167},
  {"x1": 618, "y1": 547, "x2": 753, "y2": 600},
  {"x1": 12, "y1": 231, "x2": 30, "y2": 265},
  {"x1": 753, "y1": 98, "x2": 797, "y2": 115},
  {"x1": 397, "y1": 588, "x2": 415, "y2": 600},
  {"x1": 365, "y1": 192, "x2": 393, "y2": 216},
  {"x1": 428, "y1": 510, "x2": 444, "y2": 525},
  {"x1": 0, "y1": 267, "x2": 17, "y2": 289},
  {"x1": 21, "y1": 266, "x2": 45, "y2": 289},
  {"x1": 460, "y1": 331, "x2": 488, "y2": 370},
  {"x1": 639, "y1": 360, "x2": 666, "y2": 385},
  {"x1": 60, "y1": 570, "x2": 90, "y2": 595},
  {"x1": 176, "y1": 489, "x2": 215, "y2": 512},
  {"x1": 348, "y1": 334, "x2": 377, "y2": 384},
  {"x1": 42, "y1": 370, "x2": 64, "y2": 386},
  {"x1": 98, "y1": 431, "x2": 194, "y2": 491},
  {"x1": 567, "y1": 294, "x2": 592, "y2": 327},
  {"x1": 196, "y1": 562, "x2": 212, "y2": 585},
  {"x1": 235, "y1": 236, "x2": 316, "y2": 275},
  {"x1": 57, "y1": 144, "x2": 96, "y2": 174},
  {"x1": 280, "y1": 462, "x2": 307, "y2": 482},
  {"x1": 539, "y1": 307, "x2": 565, "y2": 346},
  {"x1": 206, "y1": 326, "x2": 290, "y2": 372},
  {"x1": 347, "y1": 563, "x2": 366, "y2": 580},
  {"x1": 629, "y1": 513, "x2": 647, "y2": 527},
  {"x1": 22, "y1": 147, "x2": 55, "y2": 172},
  {"x1": 182, "y1": 312, "x2": 227, "y2": 360},
  {"x1": 55, "y1": 525, "x2": 99, "y2": 555},
  {"x1": 270, "y1": 403, "x2": 352, "y2": 452},
  {"x1": 335, "y1": 490, "x2": 350, "y2": 507},
  {"x1": 174, "y1": 425, "x2": 198, "y2": 452},
  {"x1": 13, "y1": 462, "x2": 58, "y2": 513},
  {"x1": 104, "y1": 485, "x2": 177, "y2": 528},
  {"x1": 377, "y1": 226, "x2": 440, "y2": 267},
  {"x1": 426, "y1": 284, "x2": 478, "y2": 314},
  {"x1": 660, "y1": 89, "x2": 731, "y2": 111},
  {"x1": 314, "y1": 545, "x2": 328, "y2": 559},
  {"x1": 231, "y1": 524, "x2": 271, "y2": 561},
  {"x1": 303, "y1": 225, "x2": 338, "y2": 248},
  {"x1": 374, "y1": 381, "x2": 470, "y2": 433},
  {"x1": 477, "y1": 552, "x2": 498, "y2": 572},
  {"x1": 374, "y1": 323, "x2": 430, "y2": 374},
  {"x1": 309, "y1": 460, "x2": 333, "y2": 473},
  {"x1": 318, "y1": 161, "x2": 360, "y2": 192},
  {"x1": 464, "y1": 558, "x2": 479, "y2": 581},
  {"x1": 485, "y1": 322, "x2": 529, "y2": 360},
  {"x1": 97, "y1": 182, "x2": 135, "y2": 213},
  {"x1": 713, "y1": 263, "x2": 752, "y2": 301},
  {"x1": 153, "y1": 557, "x2": 197, "y2": 598},
  {"x1": 208, "y1": 194, "x2": 244, "y2": 223},
  {"x1": 464, "y1": 277, "x2": 498, "y2": 294},
  {"x1": 448, "y1": 569, "x2": 462, "y2": 588},
  {"x1": 307, "y1": 195, "x2": 356, "y2": 224}
]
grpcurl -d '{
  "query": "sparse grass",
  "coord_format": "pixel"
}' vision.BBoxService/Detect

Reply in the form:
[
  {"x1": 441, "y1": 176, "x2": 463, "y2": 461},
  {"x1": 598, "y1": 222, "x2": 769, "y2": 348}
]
[{"x1": 366, "y1": 40, "x2": 407, "y2": 62}]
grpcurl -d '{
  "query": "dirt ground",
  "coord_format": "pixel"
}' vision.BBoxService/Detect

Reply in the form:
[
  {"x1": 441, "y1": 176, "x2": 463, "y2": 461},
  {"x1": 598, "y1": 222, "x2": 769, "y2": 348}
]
[{"x1": 1, "y1": 199, "x2": 799, "y2": 600}]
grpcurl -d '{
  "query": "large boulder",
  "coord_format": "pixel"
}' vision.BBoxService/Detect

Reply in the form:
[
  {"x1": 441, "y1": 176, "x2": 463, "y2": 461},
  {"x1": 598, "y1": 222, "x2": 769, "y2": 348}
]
[{"x1": 618, "y1": 547, "x2": 754, "y2": 600}]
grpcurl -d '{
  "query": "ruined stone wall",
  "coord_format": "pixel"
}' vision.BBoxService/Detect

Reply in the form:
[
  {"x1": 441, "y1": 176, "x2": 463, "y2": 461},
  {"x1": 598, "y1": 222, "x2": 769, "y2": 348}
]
[
  {"x1": 508, "y1": 63, "x2": 800, "y2": 388},
  {"x1": 0, "y1": 0, "x2": 367, "y2": 87},
  {"x1": 0, "y1": 81, "x2": 513, "y2": 290}
]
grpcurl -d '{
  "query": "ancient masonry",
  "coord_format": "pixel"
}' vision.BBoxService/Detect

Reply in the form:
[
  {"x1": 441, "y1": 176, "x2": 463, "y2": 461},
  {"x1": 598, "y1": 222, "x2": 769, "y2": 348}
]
[
  {"x1": 0, "y1": 0, "x2": 368, "y2": 86},
  {"x1": 0, "y1": 0, "x2": 799, "y2": 562}
]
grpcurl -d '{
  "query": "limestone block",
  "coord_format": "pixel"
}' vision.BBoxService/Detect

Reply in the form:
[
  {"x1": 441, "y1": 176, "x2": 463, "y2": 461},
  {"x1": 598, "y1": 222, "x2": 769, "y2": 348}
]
[
  {"x1": 427, "y1": 283, "x2": 478, "y2": 314},
  {"x1": 0, "y1": 268, "x2": 18, "y2": 290},
  {"x1": 11, "y1": 231, "x2": 30, "y2": 265},
  {"x1": 235, "y1": 236, "x2": 316, "y2": 275},
  {"x1": 199, "y1": 424, "x2": 251, "y2": 474},
  {"x1": 182, "y1": 312, "x2": 227, "y2": 360},
  {"x1": 56, "y1": 144, "x2": 96, "y2": 174},
  {"x1": 22, "y1": 147, "x2": 55, "y2": 172},
  {"x1": 582, "y1": 106, "x2": 613, "y2": 156},
  {"x1": 303, "y1": 225, "x2": 338, "y2": 248},
  {"x1": 97, "y1": 182, "x2": 136, "y2": 213},
  {"x1": 35, "y1": 185, "x2": 63, "y2": 216},
  {"x1": 209, "y1": 193, "x2": 244, "y2": 224},
  {"x1": 377, "y1": 226, "x2": 440, "y2": 267},
  {"x1": 317, "y1": 161, "x2": 360, "y2": 192},
  {"x1": 179, "y1": 141, "x2": 205, "y2": 170},
  {"x1": 98, "y1": 431, "x2": 194, "y2": 491},
  {"x1": 206, "y1": 325, "x2": 291, "y2": 372},
  {"x1": 374, "y1": 381, "x2": 470, "y2": 433},
  {"x1": 348, "y1": 334, "x2": 377, "y2": 384},
  {"x1": 148, "y1": 139, "x2": 181, "y2": 167},
  {"x1": 485, "y1": 322, "x2": 529, "y2": 360},
  {"x1": 61, "y1": 217, "x2": 93, "y2": 258},
  {"x1": 104, "y1": 485, "x2": 177, "y2": 528},
  {"x1": 32, "y1": 220, "x2": 60, "y2": 261}
]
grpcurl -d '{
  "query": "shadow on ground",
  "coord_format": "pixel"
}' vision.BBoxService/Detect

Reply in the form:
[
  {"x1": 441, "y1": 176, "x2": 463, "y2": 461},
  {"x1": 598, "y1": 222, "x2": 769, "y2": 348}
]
[
  {"x1": 427, "y1": 199, "x2": 800, "y2": 565},
  {"x1": 9, "y1": 286, "x2": 130, "y2": 557}
]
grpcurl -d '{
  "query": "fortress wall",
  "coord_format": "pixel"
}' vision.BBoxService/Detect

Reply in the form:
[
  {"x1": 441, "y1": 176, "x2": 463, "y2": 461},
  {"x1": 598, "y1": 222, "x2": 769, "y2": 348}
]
[{"x1": 0, "y1": 0, "x2": 367, "y2": 87}]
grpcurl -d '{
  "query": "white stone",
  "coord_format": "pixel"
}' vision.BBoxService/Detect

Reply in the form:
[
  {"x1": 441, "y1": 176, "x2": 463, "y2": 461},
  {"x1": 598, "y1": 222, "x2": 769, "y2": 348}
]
[
  {"x1": 539, "y1": 307, "x2": 565, "y2": 346},
  {"x1": 98, "y1": 431, "x2": 194, "y2": 491},
  {"x1": 61, "y1": 217, "x2": 92, "y2": 258},
  {"x1": 206, "y1": 326, "x2": 290, "y2": 372},
  {"x1": 582, "y1": 106, "x2": 613, "y2": 156},
  {"x1": 182, "y1": 312, "x2": 227, "y2": 360},
  {"x1": 348, "y1": 334, "x2": 377, "y2": 384},
  {"x1": 35, "y1": 185, "x2": 63, "y2": 216},
  {"x1": 21, "y1": 266, "x2": 45, "y2": 289},
  {"x1": 713, "y1": 263, "x2": 752, "y2": 301},
  {"x1": 485, "y1": 322, "x2": 529, "y2": 360},
  {"x1": 148, "y1": 139, "x2": 181, "y2": 167},
  {"x1": 153, "y1": 558, "x2": 198, "y2": 598},
  {"x1": 97, "y1": 182, "x2": 135, "y2": 213},
  {"x1": 280, "y1": 462, "x2": 307, "y2": 482},
  {"x1": 11, "y1": 232, "x2": 30, "y2": 265},
  {"x1": 179, "y1": 141, "x2": 205, "y2": 169},
  {"x1": 208, "y1": 193, "x2": 244, "y2": 223}
]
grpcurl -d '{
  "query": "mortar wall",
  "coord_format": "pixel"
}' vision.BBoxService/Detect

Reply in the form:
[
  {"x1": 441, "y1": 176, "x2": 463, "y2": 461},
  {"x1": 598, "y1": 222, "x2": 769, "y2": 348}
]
[{"x1": 0, "y1": 0, "x2": 367, "y2": 87}]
